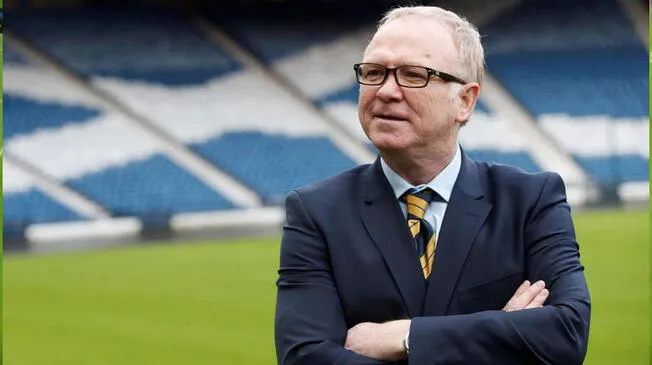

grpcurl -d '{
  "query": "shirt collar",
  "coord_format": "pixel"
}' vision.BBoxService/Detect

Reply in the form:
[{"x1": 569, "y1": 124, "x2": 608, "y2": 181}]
[{"x1": 380, "y1": 144, "x2": 461, "y2": 202}]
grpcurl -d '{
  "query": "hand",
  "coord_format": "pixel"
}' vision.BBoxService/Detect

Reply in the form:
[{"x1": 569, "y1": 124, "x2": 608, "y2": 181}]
[
  {"x1": 503, "y1": 280, "x2": 549, "y2": 312},
  {"x1": 345, "y1": 320, "x2": 410, "y2": 361}
]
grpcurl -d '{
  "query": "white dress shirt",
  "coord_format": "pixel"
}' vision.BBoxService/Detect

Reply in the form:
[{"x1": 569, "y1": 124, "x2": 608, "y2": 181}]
[{"x1": 380, "y1": 144, "x2": 462, "y2": 238}]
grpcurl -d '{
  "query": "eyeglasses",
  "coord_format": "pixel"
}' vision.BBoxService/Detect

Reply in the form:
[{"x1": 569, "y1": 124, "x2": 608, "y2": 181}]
[{"x1": 353, "y1": 63, "x2": 467, "y2": 88}]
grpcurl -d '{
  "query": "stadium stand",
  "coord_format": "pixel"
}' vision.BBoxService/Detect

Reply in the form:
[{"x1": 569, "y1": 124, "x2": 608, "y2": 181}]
[
  {"x1": 7, "y1": 6, "x2": 362, "y2": 206},
  {"x1": 212, "y1": 9, "x2": 544, "y2": 173},
  {"x1": 207, "y1": 7, "x2": 375, "y2": 142},
  {"x1": 2, "y1": 0, "x2": 648, "y2": 237},
  {"x1": 483, "y1": 0, "x2": 649, "y2": 188},
  {"x1": 4, "y1": 94, "x2": 101, "y2": 140},
  {"x1": 3, "y1": 41, "x2": 237, "y2": 226},
  {"x1": 3, "y1": 162, "x2": 84, "y2": 225},
  {"x1": 4, "y1": 39, "x2": 30, "y2": 65},
  {"x1": 459, "y1": 107, "x2": 542, "y2": 173}
]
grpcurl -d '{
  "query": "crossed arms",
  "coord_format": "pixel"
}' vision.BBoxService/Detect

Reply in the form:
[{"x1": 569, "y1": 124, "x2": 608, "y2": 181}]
[{"x1": 275, "y1": 173, "x2": 591, "y2": 365}]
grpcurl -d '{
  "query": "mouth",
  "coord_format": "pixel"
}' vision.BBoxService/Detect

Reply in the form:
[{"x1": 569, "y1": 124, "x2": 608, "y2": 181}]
[{"x1": 375, "y1": 114, "x2": 407, "y2": 121}]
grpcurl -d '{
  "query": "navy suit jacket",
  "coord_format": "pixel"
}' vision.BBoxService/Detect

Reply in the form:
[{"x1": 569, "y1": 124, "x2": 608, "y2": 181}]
[{"x1": 275, "y1": 152, "x2": 591, "y2": 365}]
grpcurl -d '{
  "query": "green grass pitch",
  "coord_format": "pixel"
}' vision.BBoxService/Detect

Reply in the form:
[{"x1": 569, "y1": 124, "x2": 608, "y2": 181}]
[{"x1": 4, "y1": 208, "x2": 649, "y2": 364}]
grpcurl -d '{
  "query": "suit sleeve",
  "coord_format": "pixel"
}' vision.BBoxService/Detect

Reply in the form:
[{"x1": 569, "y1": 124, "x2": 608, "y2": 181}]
[
  {"x1": 408, "y1": 172, "x2": 591, "y2": 365},
  {"x1": 275, "y1": 190, "x2": 399, "y2": 365}
]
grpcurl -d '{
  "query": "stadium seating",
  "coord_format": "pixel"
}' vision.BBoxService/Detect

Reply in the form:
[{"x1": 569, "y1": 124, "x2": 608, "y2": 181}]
[
  {"x1": 483, "y1": 0, "x2": 649, "y2": 187},
  {"x1": 66, "y1": 154, "x2": 236, "y2": 216},
  {"x1": 213, "y1": 14, "x2": 543, "y2": 173},
  {"x1": 3, "y1": 41, "x2": 237, "y2": 224},
  {"x1": 191, "y1": 132, "x2": 356, "y2": 204},
  {"x1": 460, "y1": 111, "x2": 542, "y2": 172},
  {"x1": 4, "y1": 189, "x2": 83, "y2": 224},
  {"x1": 3, "y1": 160, "x2": 84, "y2": 225},
  {"x1": 8, "y1": 7, "x2": 240, "y2": 85},
  {"x1": 213, "y1": 10, "x2": 381, "y2": 147},
  {"x1": 4, "y1": 94, "x2": 101, "y2": 140},
  {"x1": 3, "y1": 186, "x2": 82, "y2": 242},
  {"x1": 4, "y1": 42, "x2": 31, "y2": 66},
  {"x1": 4, "y1": 1, "x2": 648, "y2": 229},
  {"x1": 8, "y1": 6, "x2": 360, "y2": 205},
  {"x1": 575, "y1": 155, "x2": 649, "y2": 183}
]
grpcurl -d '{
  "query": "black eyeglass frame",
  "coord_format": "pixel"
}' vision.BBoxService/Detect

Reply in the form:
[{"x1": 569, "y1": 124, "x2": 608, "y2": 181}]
[{"x1": 353, "y1": 62, "x2": 467, "y2": 88}]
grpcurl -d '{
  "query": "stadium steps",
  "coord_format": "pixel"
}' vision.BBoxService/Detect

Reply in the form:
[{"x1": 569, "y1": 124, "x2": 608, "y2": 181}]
[{"x1": 5, "y1": 31, "x2": 261, "y2": 210}]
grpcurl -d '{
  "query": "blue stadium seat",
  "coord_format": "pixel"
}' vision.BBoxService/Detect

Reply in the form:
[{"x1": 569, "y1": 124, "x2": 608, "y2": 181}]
[
  {"x1": 191, "y1": 132, "x2": 357, "y2": 203},
  {"x1": 4, "y1": 189, "x2": 84, "y2": 224},
  {"x1": 483, "y1": 0, "x2": 647, "y2": 118},
  {"x1": 483, "y1": 0, "x2": 648, "y2": 188},
  {"x1": 474, "y1": 100, "x2": 491, "y2": 114},
  {"x1": 8, "y1": 6, "x2": 241, "y2": 85},
  {"x1": 483, "y1": 0, "x2": 640, "y2": 53},
  {"x1": 8, "y1": 6, "x2": 363, "y2": 209},
  {"x1": 487, "y1": 47, "x2": 648, "y2": 118},
  {"x1": 66, "y1": 154, "x2": 236, "y2": 216},
  {"x1": 4, "y1": 48, "x2": 241, "y2": 220},
  {"x1": 464, "y1": 149, "x2": 541, "y2": 173},
  {"x1": 4, "y1": 94, "x2": 101, "y2": 140},
  {"x1": 4, "y1": 43, "x2": 31, "y2": 66},
  {"x1": 316, "y1": 83, "x2": 359, "y2": 106},
  {"x1": 575, "y1": 154, "x2": 649, "y2": 184},
  {"x1": 205, "y1": 6, "x2": 378, "y2": 63}
]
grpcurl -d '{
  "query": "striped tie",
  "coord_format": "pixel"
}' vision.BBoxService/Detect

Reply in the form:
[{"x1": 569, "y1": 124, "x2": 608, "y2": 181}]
[{"x1": 402, "y1": 188, "x2": 437, "y2": 279}]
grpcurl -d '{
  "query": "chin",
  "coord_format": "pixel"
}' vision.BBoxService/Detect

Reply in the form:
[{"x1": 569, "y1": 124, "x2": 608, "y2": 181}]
[{"x1": 368, "y1": 133, "x2": 414, "y2": 152}]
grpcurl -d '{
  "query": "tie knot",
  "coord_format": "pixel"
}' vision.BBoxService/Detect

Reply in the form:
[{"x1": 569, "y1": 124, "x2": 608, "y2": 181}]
[
  {"x1": 408, "y1": 188, "x2": 435, "y2": 201},
  {"x1": 402, "y1": 187, "x2": 436, "y2": 203},
  {"x1": 401, "y1": 188, "x2": 436, "y2": 219}
]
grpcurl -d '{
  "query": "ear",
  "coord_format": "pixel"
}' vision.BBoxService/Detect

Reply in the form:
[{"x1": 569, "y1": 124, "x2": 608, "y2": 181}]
[{"x1": 455, "y1": 82, "x2": 480, "y2": 123}]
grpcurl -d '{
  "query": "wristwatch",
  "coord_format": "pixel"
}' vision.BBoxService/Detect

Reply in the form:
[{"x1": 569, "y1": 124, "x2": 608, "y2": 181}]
[{"x1": 403, "y1": 331, "x2": 410, "y2": 355}]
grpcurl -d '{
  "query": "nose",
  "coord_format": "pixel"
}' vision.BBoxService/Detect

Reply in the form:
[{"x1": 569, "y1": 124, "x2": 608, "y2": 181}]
[{"x1": 375, "y1": 70, "x2": 404, "y2": 102}]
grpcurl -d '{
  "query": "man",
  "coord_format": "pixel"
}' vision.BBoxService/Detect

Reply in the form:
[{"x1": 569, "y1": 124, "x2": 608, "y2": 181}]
[{"x1": 275, "y1": 5, "x2": 590, "y2": 365}]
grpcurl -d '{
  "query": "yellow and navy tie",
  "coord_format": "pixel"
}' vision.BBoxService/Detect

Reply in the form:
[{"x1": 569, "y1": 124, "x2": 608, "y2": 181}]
[{"x1": 402, "y1": 188, "x2": 437, "y2": 279}]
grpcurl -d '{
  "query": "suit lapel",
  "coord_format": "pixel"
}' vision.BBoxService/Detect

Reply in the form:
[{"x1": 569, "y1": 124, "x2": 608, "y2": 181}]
[
  {"x1": 359, "y1": 159, "x2": 426, "y2": 317},
  {"x1": 424, "y1": 155, "x2": 492, "y2": 316}
]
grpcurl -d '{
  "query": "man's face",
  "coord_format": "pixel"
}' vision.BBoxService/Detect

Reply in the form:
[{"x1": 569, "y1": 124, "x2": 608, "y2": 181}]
[{"x1": 358, "y1": 16, "x2": 465, "y2": 153}]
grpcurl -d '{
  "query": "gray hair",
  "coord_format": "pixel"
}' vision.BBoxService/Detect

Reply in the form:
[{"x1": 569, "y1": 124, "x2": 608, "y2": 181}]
[{"x1": 377, "y1": 5, "x2": 485, "y2": 87}]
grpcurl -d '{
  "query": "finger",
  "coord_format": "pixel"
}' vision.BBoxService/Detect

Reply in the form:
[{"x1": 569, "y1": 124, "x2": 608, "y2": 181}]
[
  {"x1": 513, "y1": 280, "x2": 531, "y2": 297},
  {"x1": 512, "y1": 280, "x2": 546, "y2": 309},
  {"x1": 344, "y1": 328, "x2": 353, "y2": 347},
  {"x1": 503, "y1": 281, "x2": 530, "y2": 311},
  {"x1": 525, "y1": 288, "x2": 549, "y2": 309}
]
